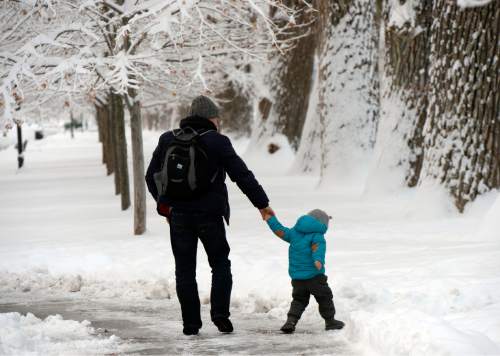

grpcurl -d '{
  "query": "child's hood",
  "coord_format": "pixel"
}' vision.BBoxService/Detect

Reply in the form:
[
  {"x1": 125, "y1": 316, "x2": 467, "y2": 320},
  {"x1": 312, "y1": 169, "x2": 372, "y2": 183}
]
[{"x1": 293, "y1": 215, "x2": 328, "y2": 234}]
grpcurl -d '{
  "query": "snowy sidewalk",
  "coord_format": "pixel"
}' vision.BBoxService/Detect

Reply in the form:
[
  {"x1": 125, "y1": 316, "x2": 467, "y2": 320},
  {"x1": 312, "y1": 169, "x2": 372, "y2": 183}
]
[
  {"x1": 0, "y1": 298, "x2": 350, "y2": 355},
  {"x1": 1, "y1": 132, "x2": 500, "y2": 355}
]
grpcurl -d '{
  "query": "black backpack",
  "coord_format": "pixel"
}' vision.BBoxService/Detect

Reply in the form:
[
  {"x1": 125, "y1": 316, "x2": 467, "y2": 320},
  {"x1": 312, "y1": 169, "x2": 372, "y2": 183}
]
[{"x1": 153, "y1": 127, "x2": 217, "y2": 201}]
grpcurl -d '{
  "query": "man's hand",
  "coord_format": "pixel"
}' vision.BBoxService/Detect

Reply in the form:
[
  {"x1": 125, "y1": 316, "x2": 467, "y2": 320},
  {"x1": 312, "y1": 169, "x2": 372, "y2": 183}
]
[
  {"x1": 157, "y1": 203, "x2": 171, "y2": 224},
  {"x1": 314, "y1": 261, "x2": 322, "y2": 270},
  {"x1": 259, "y1": 206, "x2": 275, "y2": 221}
]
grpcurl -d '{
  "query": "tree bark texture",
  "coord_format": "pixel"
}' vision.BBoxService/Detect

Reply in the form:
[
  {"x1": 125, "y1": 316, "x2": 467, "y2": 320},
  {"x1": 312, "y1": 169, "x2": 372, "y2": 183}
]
[
  {"x1": 295, "y1": 0, "x2": 380, "y2": 181},
  {"x1": 421, "y1": 1, "x2": 499, "y2": 211},
  {"x1": 292, "y1": 0, "x2": 333, "y2": 174},
  {"x1": 383, "y1": 0, "x2": 432, "y2": 187},
  {"x1": 111, "y1": 92, "x2": 131, "y2": 211},
  {"x1": 217, "y1": 81, "x2": 252, "y2": 137},
  {"x1": 249, "y1": 1, "x2": 316, "y2": 152},
  {"x1": 95, "y1": 104, "x2": 106, "y2": 166},
  {"x1": 267, "y1": 0, "x2": 317, "y2": 150},
  {"x1": 109, "y1": 93, "x2": 121, "y2": 196},
  {"x1": 127, "y1": 95, "x2": 147, "y2": 235},
  {"x1": 102, "y1": 103, "x2": 114, "y2": 176}
]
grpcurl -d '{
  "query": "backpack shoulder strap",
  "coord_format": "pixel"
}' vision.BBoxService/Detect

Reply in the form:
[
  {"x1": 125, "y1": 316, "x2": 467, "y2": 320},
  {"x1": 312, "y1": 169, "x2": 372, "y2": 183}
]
[
  {"x1": 178, "y1": 126, "x2": 201, "y2": 137},
  {"x1": 198, "y1": 129, "x2": 216, "y2": 137}
]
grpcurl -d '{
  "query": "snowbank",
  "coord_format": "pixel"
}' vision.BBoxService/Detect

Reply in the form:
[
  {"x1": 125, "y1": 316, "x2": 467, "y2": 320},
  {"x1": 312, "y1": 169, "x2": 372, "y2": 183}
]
[
  {"x1": 0, "y1": 312, "x2": 120, "y2": 356},
  {"x1": 478, "y1": 192, "x2": 500, "y2": 241},
  {"x1": 243, "y1": 133, "x2": 295, "y2": 175},
  {"x1": 349, "y1": 309, "x2": 500, "y2": 356},
  {"x1": 457, "y1": 0, "x2": 493, "y2": 8},
  {"x1": 388, "y1": 0, "x2": 417, "y2": 29},
  {"x1": 364, "y1": 89, "x2": 414, "y2": 196},
  {"x1": 1, "y1": 132, "x2": 500, "y2": 355}
]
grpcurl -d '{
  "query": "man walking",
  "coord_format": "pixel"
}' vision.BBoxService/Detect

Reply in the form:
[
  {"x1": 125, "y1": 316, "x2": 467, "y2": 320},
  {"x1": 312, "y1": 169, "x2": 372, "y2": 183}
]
[{"x1": 145, "y1": 95, "x2": 273, "y2": 335}]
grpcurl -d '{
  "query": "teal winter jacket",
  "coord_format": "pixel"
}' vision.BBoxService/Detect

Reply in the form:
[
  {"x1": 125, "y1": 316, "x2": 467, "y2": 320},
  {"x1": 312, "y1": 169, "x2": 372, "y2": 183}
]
[{"x1": 266, "y1": 215, "x2": 327, "y2": 280}]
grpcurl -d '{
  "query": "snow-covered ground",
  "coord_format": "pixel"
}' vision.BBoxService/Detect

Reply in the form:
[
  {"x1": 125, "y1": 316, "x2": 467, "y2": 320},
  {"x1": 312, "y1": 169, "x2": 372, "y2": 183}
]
[
  {"x1": 0, "y1": 312, "x2": 122, "y2": 356},
  {"x1": 0, "y1": 131, "x2": 499, "y2": 355}
]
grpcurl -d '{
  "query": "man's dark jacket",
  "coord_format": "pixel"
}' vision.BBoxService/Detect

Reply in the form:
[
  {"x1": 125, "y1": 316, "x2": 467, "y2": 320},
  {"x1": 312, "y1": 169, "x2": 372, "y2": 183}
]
[{"x1": 145, "y1": 116, "x2": 269, "y2": 223}]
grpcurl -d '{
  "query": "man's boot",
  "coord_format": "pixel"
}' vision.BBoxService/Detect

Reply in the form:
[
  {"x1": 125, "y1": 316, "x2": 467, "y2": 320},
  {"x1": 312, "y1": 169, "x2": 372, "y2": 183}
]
[
  {"x1": 183, "y1": 326, "x2": 199, "y2": 335},
  {"x1": 280, "y1": 318, "x2": 298, "y2": 334},
  {"x1": 213, "y1": 318, "x2": 234, "y2": 333}
]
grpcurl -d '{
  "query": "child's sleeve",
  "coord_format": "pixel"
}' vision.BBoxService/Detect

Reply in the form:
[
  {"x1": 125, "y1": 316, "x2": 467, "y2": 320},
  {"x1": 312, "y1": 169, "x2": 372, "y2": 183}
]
[
  {"x1": 266, "y1": 216, "x2": 291, "y2": 243},
  {"x1": 311, "y1": 234, "x2": 326, "y2": 265}
]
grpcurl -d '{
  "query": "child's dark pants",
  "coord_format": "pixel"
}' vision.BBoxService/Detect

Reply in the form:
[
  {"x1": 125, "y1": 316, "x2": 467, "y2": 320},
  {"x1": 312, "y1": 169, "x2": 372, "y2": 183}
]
[
  {"x1": 288, "y1": 274, "x2": 336, "y2": 321},
  {"x1": 169, "y1": 211, "x2": 232, "y2": 330}
]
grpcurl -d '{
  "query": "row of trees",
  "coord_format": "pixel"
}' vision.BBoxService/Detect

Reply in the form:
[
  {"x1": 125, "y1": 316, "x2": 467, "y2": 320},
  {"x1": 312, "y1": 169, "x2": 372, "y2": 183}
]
[
  {"x1": 0, "y1": 0, "x2": 309, "y2": 234},
  {"x1": 1, "y1": 0, "x2": 497, "y2": 232},
  {"x1": 248, "y1": 0, "x2": 498, "y2": 212}
]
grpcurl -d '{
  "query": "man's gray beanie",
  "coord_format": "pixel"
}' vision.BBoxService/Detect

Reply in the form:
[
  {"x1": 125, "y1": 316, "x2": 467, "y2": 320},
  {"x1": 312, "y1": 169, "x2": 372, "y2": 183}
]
[
  {"x1": 190, "y1": 95, "x2": 219, "y2": 119},
  {"x1": 307, "y1": 209, "x2": 331, "y2": 228}
]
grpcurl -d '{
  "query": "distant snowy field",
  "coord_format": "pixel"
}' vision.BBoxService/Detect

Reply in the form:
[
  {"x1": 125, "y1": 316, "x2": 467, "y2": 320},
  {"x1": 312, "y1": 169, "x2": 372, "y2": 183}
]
[{"x1": 0, "y1": 131, "x2": 499, "y2": 355}]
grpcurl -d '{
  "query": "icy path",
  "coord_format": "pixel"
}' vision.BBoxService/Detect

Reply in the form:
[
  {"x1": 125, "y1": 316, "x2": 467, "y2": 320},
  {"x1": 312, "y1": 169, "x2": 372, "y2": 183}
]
[
  {"x1": 0, "y1": 298, "x2": 350, "y2": 355},
  {"x1": 1, "y1": 131, "x2": 500, "y2": 355}
]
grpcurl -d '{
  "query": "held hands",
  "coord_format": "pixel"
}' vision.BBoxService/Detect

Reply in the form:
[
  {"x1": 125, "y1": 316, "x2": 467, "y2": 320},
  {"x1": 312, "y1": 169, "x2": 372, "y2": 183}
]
[
  {"x1": 314, "y1": 260, "x2": 322, "y2": 270},
  {"x1": 259, "y1": 206, "x2": 275, "y2": 221}
]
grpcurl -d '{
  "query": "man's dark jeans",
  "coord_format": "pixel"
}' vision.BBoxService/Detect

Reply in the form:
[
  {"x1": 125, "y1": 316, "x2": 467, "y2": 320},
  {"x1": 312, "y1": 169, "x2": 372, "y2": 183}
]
[{"x1": 169, "y1": 210, "x2": 232, "y2": 329}]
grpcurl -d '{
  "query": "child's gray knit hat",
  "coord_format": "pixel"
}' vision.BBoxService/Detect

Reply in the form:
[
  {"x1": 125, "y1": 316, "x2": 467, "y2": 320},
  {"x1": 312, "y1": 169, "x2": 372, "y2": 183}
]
[{"x1": 307, "y1": 209, "x2": 331, "y2": 227}]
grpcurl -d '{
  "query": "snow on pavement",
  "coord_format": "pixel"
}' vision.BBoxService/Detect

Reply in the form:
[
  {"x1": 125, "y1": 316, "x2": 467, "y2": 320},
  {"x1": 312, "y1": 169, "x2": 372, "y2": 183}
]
[
  {"x1": 0, "y1": 312, "x2": 121, "y2": 356},
  {"x1": 1, "y1": 131, "x2": 500, "y2": 355}
]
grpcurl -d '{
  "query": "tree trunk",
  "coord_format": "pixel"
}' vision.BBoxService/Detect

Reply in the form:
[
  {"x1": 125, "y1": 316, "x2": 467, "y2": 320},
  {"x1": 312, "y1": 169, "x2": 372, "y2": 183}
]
[
  {"x1": 70, "y1": 111, "x2": 75, "y2": 139},
  {"x1": 16, "y1": 123, "x2": 24, "y2": 169},
  {"x1": 103, "y1": 102, "x2": 114, "y2": 176},
  {"x1": 384, "y1": 0, "x2": 432, "y2": 187},
  {"x1": 268, "y1": 1, "x2": 317, "y2": 150},
  {"x1": 292, "y1": 0, "x2": 332, "y2": 174},
  {"x1": 109, "y1": 93, "x2": 121, "y2": 196},
  {"x1": 420, "y1": 1, "x2": 499, "y2": 212},
  {"x1": 250, "y1": 1, "x2": 316, "y2": 150},
  {"x1": 216, "y1": 81, "x2": 253, "y2": 137},
  {"x1": 127, "y1": 95, "x2": 147, "y2": 235},
  {"x1": 96, "y1": 105, "x2": 103, "y2": 143},
  {"x1": 95, "y1": 104, "x2": 107, "y2": 166},
  {"x1": 369, "y1": 0, "x2": 432, "y2": 190},
  {"x1": 294, "y1": 0, "x2": 380, "y2": 182},
  {"x1": 101, "y1": 106, "x2": 107, "y2": 167},
  {"x1": 112, "y1": 92, "x2": 131, "y2": 211}
]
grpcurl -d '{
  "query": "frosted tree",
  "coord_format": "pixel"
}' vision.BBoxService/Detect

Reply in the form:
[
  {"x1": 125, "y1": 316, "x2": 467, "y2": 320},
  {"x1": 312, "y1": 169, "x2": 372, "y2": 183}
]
[
  {"x1": 294, "y1": 0, "x2": 380, "y2": 182},
  {"x1": 250, "y1": 0, "x2": 316, "y2": 151},
  {"x1": 291, "y1": 0, "x2": 497, "y2": 211},
  {"x1": 419, "y1": 0, "x2": 499, "y2": 212},
  {"x1": 0, "y1": 0, "x2": 64, "y2": 126},
  {"x1": 365, "y1": 0, "x2": 432, "y2": 192},
  {"x1": 1, "y1": 0, "x2": 307, "y2": 235}
]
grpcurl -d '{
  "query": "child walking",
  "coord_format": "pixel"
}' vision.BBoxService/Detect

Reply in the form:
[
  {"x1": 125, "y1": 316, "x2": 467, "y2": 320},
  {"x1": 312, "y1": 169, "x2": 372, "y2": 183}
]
[{"x1": 264, "y1": 209, "x2": 345, "y2": 333}]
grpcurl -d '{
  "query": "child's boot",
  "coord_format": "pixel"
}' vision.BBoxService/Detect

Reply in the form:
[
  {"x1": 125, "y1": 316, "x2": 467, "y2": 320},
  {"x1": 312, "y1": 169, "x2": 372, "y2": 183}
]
[
  {"x1": 280, "y1": 318, "x2": 298, "y2": 334},
  {"x1": 325, "y1": 318, "x2": 345, "y2": 330}
]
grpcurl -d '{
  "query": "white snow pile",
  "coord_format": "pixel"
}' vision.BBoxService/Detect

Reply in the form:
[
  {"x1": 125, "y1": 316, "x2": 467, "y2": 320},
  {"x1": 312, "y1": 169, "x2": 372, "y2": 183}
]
[
  {"x1": 457, "y1": 0, "x2": 493, "y2": 8},
  {"x1": 0, "y1": 312, "x2": 120, "y2": 356},
  {"x1": 244, "y1": 133, "x2": 296, "y2": 174},
  {"x1": 388, "y1": 0, "x2": 417, "y2": 29},
  {"x1": 0, "y1": 270, "x2": 175, "y2": 301},
  {"x1": 348, "y1": 309, "x2": 500, "y2": 356},
  {"x1": 478, "y1": 192, "x2": 500, "y2": 241},
  {"x1": 1, "y1": 132, "x2": 500, "y2": 355}
]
